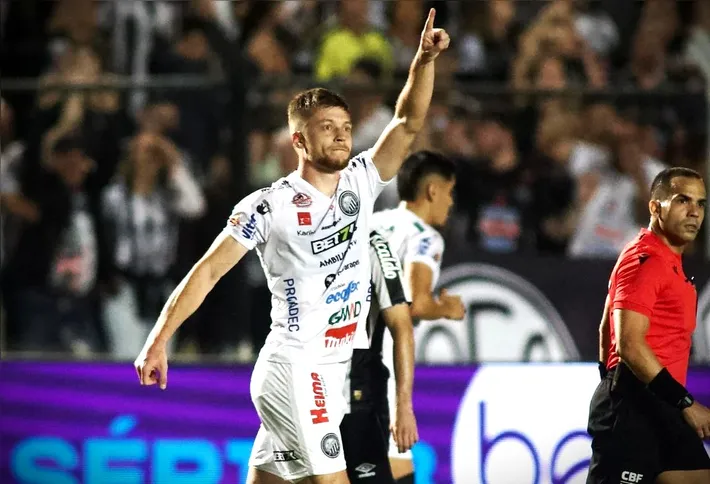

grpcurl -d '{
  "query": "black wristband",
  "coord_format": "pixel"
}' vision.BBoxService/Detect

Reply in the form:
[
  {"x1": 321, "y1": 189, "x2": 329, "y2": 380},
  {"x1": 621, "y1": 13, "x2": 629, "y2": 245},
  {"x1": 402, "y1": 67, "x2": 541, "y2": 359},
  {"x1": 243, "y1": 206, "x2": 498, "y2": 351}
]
[
  {"x1": 647, "y1": 368, "x2": 694, "y2": 409},
  {"x1": 598, "y1": 362, "x2": 608, "y2": 380}
]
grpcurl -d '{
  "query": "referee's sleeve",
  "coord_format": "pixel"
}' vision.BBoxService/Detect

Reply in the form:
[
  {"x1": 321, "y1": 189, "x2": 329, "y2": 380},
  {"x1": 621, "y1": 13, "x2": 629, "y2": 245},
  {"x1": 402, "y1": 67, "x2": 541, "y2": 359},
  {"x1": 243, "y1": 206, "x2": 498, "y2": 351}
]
[{"x1": 612, "y1": 253, "x2": 665, "y2": 318}]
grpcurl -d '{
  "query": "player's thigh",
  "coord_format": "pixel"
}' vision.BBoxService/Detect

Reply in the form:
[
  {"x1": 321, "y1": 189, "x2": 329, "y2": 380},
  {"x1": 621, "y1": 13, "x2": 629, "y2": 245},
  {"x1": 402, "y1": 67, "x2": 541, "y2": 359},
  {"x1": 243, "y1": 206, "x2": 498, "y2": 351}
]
[
  {"x1": 655, "y1": 469, "x2": 710, "y2": 484},
  {"x1": 341, "y1": 410, "x2": 394, "y2": 483},
  {"x1": 389, "y1": 457, "x2": 414, "y2": 481},
  {"x1": 246, "y1": 467, "x2": 292, "y2": 484},
  {"x1": 251, "y1": 361, "x2": 348, "y2": 479},
  {"x1": 301, "y1": 470, "x2": 350, "y2": 484}
]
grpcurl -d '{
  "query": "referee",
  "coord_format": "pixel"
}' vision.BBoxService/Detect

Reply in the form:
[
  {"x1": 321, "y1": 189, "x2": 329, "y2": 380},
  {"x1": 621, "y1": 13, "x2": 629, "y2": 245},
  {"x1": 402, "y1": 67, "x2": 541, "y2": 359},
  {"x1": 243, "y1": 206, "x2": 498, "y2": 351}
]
[{"x1": 587, "y1": 167, "x2": 710, "y2": 484}]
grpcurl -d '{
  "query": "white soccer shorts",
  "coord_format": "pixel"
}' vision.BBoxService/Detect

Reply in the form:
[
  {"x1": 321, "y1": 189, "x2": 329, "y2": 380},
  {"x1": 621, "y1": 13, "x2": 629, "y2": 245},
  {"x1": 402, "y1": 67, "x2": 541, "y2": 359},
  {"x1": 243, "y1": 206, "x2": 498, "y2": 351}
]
[{"x1": 249, "y1": 359, "x2": 349, "y2": 481}]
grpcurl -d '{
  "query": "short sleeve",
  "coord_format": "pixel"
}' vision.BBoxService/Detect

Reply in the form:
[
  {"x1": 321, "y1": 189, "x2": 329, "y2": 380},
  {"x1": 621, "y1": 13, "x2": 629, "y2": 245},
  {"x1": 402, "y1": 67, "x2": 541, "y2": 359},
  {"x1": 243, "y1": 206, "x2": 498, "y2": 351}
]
[
  {"x1": 348, "y1": 150, "x2": 391, "y2": 200},
  {"x1": 406, "y1": 233, "x2": 445, "y2": 280},
  {"x1": 369, "y1": 230, "x2": 409, "y2": 310},
  {"x1": 223, "y1": 190, "x2": 273, "y2": 250},
  {"x1": 612, "y1": 253, "x2": 665, "y2": 318}
]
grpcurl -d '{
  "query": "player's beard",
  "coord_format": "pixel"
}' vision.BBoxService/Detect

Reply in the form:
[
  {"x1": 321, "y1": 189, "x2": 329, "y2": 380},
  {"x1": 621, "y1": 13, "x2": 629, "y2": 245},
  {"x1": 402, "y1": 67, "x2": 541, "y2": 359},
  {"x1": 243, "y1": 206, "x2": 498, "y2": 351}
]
[{"x1": 312, "y1": 151, "x2": 351, "y2": 173}]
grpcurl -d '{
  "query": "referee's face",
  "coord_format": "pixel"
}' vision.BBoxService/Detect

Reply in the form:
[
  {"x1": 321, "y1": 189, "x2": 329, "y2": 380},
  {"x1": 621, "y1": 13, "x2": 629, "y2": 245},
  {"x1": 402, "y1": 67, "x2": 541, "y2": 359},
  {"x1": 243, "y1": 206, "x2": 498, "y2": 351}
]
[{"x1": 658, "y1": 176, "x2": 707, "y2": 244}]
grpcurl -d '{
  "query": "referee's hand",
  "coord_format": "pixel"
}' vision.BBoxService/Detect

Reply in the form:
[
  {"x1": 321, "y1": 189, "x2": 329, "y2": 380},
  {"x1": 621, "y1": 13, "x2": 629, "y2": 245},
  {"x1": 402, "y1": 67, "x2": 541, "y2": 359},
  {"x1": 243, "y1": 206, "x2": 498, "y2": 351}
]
[
  {"x1": 681, "y1": 402, "x2": 710, "y2": 440},
  {"x1": 392, "y1": 404, "x2": 419, "y2": 453}
]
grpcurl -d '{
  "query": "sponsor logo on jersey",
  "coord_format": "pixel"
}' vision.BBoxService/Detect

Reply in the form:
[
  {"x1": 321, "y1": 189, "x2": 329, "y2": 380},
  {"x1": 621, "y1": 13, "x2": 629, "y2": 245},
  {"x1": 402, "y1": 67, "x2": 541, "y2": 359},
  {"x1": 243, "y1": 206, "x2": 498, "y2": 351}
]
[
  {"x1": 320, "y1": 252, "x2": 345, "y2": 268},
  {"x1": 321, "y1": 433, "x2": 341, "y2": 458},
  {"x1": 311, "y1": 221, "x2": 356, "y2": 254},
  {"x1": 292, "y1": 193, "x2": 312, "y2": 207},
  {"x1": 273, "y1": 450, "x2": 298, "y2": 462},
  {"x1": 418, "y1": 237, "x2": 432, "y2": 255},
  {"x1": 256, "y1": 200, "x2": 271, "y2": 215},
  {"x1": 324, "y1": 274, "x2": 336, "y2": 288},
  {"x1": 284, "y1": 278, "x2": 300, "y2": 332},
  {"x1": 338, "y1": 190, "x2": 360, "y2": 217},
  {"x1": 328, "y1": 301, "x2": 361, "y2": 325},
  {"x1": 338, "y1": 260, "x2": 359, "y2": 274},
  {"x1": 321, "y1": 217, "x2": 342, "y2": 230},
  {"x1": 326, "y1": 281, "x2": 359, "y2": 304},
  {"x1": 298, "y1": 229, "x2": 317, "y2": 236},
  {"x1": 370, "y1": 231, "x2": 402, "y2": 280},
  {"x1": 297, "y1": 212, "x2": 312, "y2": 226},
  {"x1": 229, "y1": 212, "x2": 258, "y2": 240},
  {"x1": 324, "y1": 322, "x2": 357, "y2": 348},
  {"x1": 310, "y1": 372, "x2": 329, "y2": 424}
]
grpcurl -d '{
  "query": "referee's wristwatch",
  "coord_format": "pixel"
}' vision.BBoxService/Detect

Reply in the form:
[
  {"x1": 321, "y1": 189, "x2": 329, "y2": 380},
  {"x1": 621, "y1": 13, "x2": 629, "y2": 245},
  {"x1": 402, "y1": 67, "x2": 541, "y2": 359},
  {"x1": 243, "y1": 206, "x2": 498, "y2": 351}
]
[{"x1": 678, "y1": 394, "x2": 695, "y2": 410}]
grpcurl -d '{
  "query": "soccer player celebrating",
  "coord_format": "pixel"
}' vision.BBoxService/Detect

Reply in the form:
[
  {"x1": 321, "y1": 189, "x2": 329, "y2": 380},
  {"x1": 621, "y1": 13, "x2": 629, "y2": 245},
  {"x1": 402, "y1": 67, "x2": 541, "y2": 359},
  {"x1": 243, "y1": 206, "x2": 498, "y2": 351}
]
[
  {"x1": 587, "y1": 167, "x2": 710, "y2": 484},
  {"x1": 135, "y1": 9, "x2": 449, "y2": 484},
  {"x1": 341, "y1": 151, "x2": 465, "y2": 484}
]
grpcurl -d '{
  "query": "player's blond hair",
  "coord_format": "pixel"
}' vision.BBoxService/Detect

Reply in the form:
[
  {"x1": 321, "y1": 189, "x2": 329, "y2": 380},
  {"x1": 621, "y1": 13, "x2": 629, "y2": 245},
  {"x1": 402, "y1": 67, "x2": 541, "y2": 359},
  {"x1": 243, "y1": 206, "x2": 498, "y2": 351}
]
[{"x1": 287, "y1": 88, "x2": 350, "y2": 133}]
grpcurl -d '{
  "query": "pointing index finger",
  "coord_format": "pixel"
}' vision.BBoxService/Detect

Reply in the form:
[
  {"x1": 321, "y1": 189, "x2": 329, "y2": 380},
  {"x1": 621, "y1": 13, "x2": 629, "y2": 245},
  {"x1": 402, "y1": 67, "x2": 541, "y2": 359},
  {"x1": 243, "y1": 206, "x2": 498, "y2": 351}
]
[{"x1": 424, "y1": 8, "x2": 435, "y2": 31}]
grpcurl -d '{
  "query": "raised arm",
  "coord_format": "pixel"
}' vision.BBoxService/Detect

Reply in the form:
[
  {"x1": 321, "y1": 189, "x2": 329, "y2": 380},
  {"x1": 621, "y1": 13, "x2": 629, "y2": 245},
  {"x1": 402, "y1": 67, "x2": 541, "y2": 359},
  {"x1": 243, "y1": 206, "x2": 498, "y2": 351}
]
[{"x1": 371, "y1": 9, "x2": 450, "y2": 181}]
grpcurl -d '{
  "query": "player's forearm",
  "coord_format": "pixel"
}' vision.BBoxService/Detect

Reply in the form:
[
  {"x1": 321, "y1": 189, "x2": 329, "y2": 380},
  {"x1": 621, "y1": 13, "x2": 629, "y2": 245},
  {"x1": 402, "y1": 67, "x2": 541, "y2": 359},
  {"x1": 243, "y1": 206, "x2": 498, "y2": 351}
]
[
  {"x1": 388, "y1": 319, "x2": 415, "y2": 407},
  {"x1": 147, "y1": 263, "x2": 218, "y2": 346},
  {"x1": 410, "y1": 296, "x2": 452, "y2": 321},
  {"x1": 393, "y1": 51, "x2": 436, "y2": 134}
]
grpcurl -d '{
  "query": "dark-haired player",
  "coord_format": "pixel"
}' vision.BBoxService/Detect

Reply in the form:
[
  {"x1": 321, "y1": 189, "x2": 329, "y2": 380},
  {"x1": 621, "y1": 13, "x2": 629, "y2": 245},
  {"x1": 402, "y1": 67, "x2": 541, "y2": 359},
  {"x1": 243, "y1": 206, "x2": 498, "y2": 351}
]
[
  {"x1": 135, "y1": 9, "x2": 450, "y2": 484},
  {"x1": 587, "y1": 167, "x2": 710, "y2": 484},
  {"x1": 341, "y1": 151, "x2": 465, "y2": 484}
]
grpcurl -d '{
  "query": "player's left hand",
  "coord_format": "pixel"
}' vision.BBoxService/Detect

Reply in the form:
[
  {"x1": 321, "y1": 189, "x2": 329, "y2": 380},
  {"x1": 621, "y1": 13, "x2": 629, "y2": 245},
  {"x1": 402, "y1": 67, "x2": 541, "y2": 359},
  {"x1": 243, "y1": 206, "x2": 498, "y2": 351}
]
[
  {"x1": 391, "y1": 404, "x2": 419, "y2": 453},
  {"x1": 419, "y1": 8, "x2": 450, "y2": 63}
]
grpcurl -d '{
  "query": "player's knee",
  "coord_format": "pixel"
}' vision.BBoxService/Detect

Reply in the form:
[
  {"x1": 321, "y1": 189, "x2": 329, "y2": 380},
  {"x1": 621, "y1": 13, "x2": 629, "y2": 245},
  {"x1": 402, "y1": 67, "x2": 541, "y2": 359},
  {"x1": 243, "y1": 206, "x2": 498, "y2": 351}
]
[{"x1": 394, "y1": 474, "x2": 414, "y2": 484}]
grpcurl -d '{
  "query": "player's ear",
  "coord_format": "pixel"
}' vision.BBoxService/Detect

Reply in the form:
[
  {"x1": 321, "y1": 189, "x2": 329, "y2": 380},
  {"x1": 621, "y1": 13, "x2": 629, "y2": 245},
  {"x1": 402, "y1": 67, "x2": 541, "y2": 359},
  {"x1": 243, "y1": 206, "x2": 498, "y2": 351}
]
[
  {"x1": 426, "y1": 181, "x2": 437, "y2": 201},
  {"x1": 649, "y1": 199, "x2": 660, "y2": 217},
  {"x1": 292, "y1": 132, "x2": 305, "y2": 149}
]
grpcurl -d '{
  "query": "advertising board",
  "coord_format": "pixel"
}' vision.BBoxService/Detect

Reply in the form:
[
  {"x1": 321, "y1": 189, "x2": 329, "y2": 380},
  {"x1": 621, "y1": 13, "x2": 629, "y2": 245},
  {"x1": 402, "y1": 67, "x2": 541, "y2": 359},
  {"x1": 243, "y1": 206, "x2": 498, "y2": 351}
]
[{"x1": 1, "y1": 362, "x2": 708, "y2": 483}]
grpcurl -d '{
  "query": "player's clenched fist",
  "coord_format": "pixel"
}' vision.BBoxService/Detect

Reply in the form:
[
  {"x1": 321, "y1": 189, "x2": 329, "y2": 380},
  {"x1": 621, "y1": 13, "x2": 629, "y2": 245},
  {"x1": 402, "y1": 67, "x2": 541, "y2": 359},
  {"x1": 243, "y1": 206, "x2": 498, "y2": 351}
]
[
  {"x1": 419, "y1": 8, "x2": 450, "y2": 63},
  {"x1": 135, "y1": 342, "x2": 168, "y2": 390}
]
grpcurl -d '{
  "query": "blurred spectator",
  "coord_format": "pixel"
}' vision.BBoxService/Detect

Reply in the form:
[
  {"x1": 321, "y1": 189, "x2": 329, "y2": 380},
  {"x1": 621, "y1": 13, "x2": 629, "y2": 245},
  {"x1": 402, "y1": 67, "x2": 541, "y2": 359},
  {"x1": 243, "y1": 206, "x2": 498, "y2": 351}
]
[
  {"x1": 684, "y1": 0, "x2": 710, "y2": 74},
  {"x1": 574, "y1": 0, "x2": 619, "y2": 60},
  {"x1": 151, "y1": 16, "x2": 224, "y2": 181},
  {"x1": 568, "y1": 120, "x2": 666, "y2": 258},
  {"x1": 1, "y1": 136, "x2": 99, "y2": 355},
  {"x1": 388, "y1": 0, "x2": 425, "y2": 74},
  {"x1": 455, "y1": 113, "x2": 537, "y2": 253},
  {"x1": 315, "y1": 0, "x2": 393, "y2": 81},
  {"x1": 457, "y1": 0, "x2": 519, "y2": 81},
  {"x1": 100, "y1": 133, "x2": 204, "y2": 360}
]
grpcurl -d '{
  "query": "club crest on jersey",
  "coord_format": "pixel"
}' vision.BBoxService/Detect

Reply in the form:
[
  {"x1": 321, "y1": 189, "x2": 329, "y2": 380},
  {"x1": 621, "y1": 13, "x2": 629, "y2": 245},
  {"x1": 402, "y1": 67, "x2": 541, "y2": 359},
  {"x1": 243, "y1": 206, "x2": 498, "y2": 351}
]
[
  {"x1": 338, "y1": 190, "x2": 360, "y2": 217},
  {"x1": 298, "y1": 212, "x2": 312, "y2": 226},
  {"x1": 311, "y1": 221, "x2": 356, "y2": 254},
  {"x1": 292, "y1": 193, "x2": 312, "y2": 207}
]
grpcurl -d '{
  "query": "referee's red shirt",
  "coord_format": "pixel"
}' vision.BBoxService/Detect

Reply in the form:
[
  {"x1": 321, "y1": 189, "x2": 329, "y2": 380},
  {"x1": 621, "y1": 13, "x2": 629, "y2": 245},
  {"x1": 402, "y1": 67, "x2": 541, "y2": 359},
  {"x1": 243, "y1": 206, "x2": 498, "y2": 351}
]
[{"x1": 606, "y1": 229, "x2": 697, "y2": 385}]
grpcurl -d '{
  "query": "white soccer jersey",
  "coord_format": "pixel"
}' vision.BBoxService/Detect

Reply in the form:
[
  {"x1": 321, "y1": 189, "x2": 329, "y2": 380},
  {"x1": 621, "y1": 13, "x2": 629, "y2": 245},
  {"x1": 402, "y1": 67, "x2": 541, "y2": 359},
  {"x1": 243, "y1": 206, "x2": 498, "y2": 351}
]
[
  {"x1": 371, "y1": 205, "x2": 444, "y2": 302},
  {"x1": 364, "y1": 205, "x2": 445, "y2": 459},
  {"x1": 224, "y1": 151, "x2": 389, "y2": 365}
]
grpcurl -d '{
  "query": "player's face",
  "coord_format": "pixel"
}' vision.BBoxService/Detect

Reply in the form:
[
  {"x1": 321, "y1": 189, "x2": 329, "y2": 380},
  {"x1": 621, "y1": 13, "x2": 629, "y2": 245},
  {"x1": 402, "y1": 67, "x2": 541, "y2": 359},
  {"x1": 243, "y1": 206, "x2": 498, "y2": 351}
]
[
  {"x1": 656, "y1": 176, "x2": 707, "y2": 244},
  {"x1": 297, "y1": 107, "x2": 353, "y2": 173},
  {"x1": 432, "y1": 177, "x2": 456, "y2": 227}
]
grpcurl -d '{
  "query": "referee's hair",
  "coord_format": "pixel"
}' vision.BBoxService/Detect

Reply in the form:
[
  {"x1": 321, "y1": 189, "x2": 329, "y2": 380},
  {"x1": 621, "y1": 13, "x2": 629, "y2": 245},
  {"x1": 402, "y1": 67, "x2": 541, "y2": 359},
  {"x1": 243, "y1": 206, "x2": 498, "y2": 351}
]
[
  {"x1": 397, "y1": 151, "x2": 457, "y2": 202},
  {"x1": 650, "y1": 167, "x2": 704, "y2": 200}
]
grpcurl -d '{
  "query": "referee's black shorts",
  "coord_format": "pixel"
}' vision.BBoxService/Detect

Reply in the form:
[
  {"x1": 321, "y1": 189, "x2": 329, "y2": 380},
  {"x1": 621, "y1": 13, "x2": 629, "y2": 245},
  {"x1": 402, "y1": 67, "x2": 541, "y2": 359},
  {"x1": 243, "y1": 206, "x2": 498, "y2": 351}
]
[
  {"x1": 586, "y1": 364, "x2": 710, "y2": 483},
  {"x1": 341, "y1": 349, "x2": 395, "y2": 483}
]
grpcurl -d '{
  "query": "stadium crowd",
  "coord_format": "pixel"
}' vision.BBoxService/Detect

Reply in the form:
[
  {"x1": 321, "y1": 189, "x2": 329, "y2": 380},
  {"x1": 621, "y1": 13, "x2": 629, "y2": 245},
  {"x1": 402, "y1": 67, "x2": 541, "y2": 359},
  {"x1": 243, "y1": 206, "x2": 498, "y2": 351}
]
[{"x1": 0, "y1": 0, "x2": 708, "y2": 360}]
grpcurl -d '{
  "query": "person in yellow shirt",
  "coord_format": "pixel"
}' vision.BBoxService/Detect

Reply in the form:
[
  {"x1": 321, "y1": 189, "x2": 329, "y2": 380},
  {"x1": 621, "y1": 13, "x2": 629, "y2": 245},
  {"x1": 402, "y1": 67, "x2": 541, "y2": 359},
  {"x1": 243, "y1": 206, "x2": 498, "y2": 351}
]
[{"x1": 315, "y1": 0, "x2": 394, "y2": 81}]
